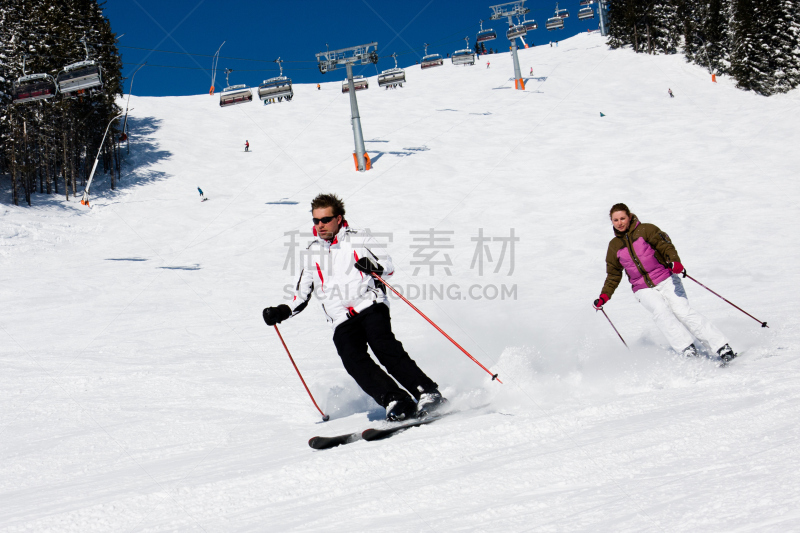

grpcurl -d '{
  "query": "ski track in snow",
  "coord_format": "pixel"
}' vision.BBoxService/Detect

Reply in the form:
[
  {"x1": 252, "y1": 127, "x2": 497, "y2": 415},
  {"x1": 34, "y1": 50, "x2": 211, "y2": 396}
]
[{"x1": 2, "y1": 33, "x2": 800, "y2": 531}]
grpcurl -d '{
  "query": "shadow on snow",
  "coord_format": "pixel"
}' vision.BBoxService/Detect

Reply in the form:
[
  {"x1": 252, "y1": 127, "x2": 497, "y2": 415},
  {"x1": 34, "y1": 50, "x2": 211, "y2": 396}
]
[{"x1": 0, "y1": 115, "x2": 172, "y2": 208}]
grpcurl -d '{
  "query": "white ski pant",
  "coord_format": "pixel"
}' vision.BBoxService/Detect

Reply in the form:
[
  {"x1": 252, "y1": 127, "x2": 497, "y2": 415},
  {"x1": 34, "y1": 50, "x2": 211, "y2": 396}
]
[{"x1": 634, "y1": 275, "x2": 728, "y2": 353}]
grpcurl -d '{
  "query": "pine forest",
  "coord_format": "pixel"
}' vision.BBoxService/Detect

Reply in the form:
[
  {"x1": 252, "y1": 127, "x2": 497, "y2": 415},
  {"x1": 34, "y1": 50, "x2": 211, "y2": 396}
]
[
  {"x1": 606, "y1": 0, "x2": 800, "y2": 95},
  {"x1": 0, "y1": 0, "x2": 123, "y2": 206}
]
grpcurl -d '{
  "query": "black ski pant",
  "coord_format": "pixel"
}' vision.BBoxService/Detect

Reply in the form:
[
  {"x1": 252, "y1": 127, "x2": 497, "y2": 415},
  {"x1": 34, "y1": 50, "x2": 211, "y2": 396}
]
[{"x1": 332, "y1": 303, "x2": 438, "y2": 408}]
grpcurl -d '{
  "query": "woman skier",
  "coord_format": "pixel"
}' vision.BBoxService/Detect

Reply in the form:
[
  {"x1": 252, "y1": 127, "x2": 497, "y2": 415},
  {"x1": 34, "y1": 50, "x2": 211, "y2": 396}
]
[{"x1": 593, "y1": 203, "x2": 736, "y2": 362}]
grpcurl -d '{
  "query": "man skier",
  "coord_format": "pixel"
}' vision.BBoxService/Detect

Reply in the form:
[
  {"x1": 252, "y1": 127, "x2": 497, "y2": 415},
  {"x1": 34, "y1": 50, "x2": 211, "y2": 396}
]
[
  {"x1": 197, "y1": 187, "x2": 204, "y2": 200},
  {"x1": 245, "y1": 140, "x2": 250, "y2": 152},
  {"x1": 262, "y1": 193, "x2": 446, "y2": 421},
  {"x1": 668, "y1": 88, "x2": 674, "y2": 98}
]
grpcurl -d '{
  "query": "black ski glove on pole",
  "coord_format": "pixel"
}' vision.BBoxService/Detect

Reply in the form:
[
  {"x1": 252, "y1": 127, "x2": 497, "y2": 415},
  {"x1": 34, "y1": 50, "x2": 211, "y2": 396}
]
[
  {"x1": 354, "y1": 257, "x2": 384, "y2": 276},
  {"x1": 263, "y1": 304, "x2": 292, "y2": 326}
]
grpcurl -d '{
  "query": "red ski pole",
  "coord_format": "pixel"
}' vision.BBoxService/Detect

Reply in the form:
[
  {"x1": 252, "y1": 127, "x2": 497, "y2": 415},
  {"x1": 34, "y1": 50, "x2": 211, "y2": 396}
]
[
  {"x1": 595, "y1": 306, "x2": 629, "y2": 349},
  {"x1": 274, "y1": 325, "x2": 329, "y2": 421},
  {"x1": 683, "y1": 273, "x2": 768, "y2": 328},
  {"x1": 372, "y1": 273, "x2": 502, "y2": 383}
]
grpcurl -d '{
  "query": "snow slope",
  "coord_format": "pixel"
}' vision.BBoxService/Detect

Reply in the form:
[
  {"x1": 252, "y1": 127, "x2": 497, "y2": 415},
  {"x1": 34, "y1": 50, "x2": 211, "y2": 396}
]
[{"x1": 2, "y1": 32, "x2": 800, "y2": 531}]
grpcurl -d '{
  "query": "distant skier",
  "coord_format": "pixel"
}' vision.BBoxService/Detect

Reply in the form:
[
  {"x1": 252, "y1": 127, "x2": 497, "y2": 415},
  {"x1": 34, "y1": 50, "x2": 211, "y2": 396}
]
[
  {"x1": 262, "y1": 193, "x2": 447, "y2": 422},
  {"x1": 593, "y1": 203, "x2": 737, "y2": 362},
  {"x1": 317, "y1": 83, "x2": 321, "y2": 90},
  {"x1": 486, "y1": 61, "x2": 490, "y2": 69},
  {"x1": 245, "y1": 140, "x2": 249, "y2": 152},
  {"x1": 197, "y1": 187, "x2": 204, "y2": 200},
  {"x1": 530, "y1": 67, "x2": 533, "y2": 76},
  {"x1": 668, "y1": 88, "x2": 674, "y2": 98},
  {"x1": 550, "y1": 41, "x2": 552, "y2": 47}
]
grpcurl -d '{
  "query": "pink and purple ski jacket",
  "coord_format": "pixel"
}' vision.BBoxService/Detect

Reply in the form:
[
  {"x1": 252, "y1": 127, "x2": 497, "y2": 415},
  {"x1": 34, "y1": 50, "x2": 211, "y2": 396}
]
[{"x1": 601, "y1": 215, "x2": 681, "y2": 298}]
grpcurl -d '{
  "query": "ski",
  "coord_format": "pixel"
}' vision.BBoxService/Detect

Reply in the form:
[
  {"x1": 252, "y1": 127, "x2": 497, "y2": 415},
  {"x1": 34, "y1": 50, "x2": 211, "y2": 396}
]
[
  {"x1": 308, "y1": 432, "x2": 362, "y2": 450},
  {"x1": 309, "y1": 411, "x2": 453, "y2": 450},
  {"x1": 362, "y1": 412, "x2": 447, "y2": 441}
]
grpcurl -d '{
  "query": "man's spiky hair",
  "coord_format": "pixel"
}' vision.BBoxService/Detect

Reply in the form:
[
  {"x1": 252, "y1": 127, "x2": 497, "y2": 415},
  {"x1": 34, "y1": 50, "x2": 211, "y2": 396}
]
[{"x1": 311, "y1": 193, "x2": 346, "y2": 217}]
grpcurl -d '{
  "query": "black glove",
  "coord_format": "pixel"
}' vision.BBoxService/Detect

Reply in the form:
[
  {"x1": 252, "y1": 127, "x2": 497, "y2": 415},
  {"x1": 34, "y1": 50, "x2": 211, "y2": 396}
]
[
  {"x1": 354, "y1": 256, "x2": 384, "y2": 276},
  {"x1": 262, "y1": 304, "x2": 292, "y2": 326}
]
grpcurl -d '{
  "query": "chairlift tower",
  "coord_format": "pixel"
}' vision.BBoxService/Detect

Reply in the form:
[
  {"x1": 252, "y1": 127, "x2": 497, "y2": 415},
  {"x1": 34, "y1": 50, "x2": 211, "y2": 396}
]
[
  {"x1": 490, "y1": 1, "x2": 530, "y2": 90},
  {"x1": 598, "y1": 0, "x2": 609, "y2": 36},
  {"x1": 316, "y1": 42, "x2": 379, "y2": 172}
]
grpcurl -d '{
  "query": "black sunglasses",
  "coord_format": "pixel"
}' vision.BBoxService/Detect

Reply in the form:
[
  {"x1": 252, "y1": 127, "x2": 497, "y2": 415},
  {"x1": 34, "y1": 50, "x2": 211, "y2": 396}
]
[{"x1": 312, "y1": 215, "x2": 337, "y2": 225}]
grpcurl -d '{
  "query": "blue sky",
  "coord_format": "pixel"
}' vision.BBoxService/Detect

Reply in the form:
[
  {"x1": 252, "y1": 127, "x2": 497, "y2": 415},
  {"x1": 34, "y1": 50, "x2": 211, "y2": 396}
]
[{"x1": 103, "y1": 0, "x2": 601, "y2": 97}]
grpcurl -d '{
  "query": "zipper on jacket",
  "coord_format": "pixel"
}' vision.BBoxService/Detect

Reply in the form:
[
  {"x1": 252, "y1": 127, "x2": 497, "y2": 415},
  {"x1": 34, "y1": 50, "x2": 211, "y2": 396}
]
[{"x1": 625, "y1": 233, "x2": 655, "y2": 288}]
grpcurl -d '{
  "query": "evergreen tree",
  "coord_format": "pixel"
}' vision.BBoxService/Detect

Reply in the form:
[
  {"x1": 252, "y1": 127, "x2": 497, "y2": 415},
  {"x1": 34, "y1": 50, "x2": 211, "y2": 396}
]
[
  {"x1": 697, "y1": 0, "x2": 731, "y2": 75},
  {"x1": 730, "y1": 0, "x2": 776, "y2": 94},
  {"x1": 772, "y1": 0, "x2": 800, "y2": 92}
]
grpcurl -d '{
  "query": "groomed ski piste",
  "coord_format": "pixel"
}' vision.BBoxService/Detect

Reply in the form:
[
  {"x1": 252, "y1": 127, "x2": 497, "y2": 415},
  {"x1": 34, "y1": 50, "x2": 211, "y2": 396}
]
[{"x1": 2, "y1": 32, "x2": 800, "y2": 531}]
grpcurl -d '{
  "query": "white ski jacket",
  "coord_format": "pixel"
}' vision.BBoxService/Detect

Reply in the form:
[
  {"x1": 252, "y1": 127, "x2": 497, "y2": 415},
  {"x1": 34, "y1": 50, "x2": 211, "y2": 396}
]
[{"x1": 288, "y1": 222, "x2": 395, "y2": 331}]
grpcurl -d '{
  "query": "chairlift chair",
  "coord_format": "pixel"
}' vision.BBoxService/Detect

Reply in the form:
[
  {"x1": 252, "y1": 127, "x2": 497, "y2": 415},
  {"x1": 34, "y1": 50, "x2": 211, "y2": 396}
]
[
  {"x1": 219, "y1": 69, "x2": 253, "y2": 107},
  {"x1": 451, "y1": 50, "x2": 476, "y2": 66},
  {"x1": 420, "y1": 43, "x2": 444, "y2": 70},
  {"x1": 452, "y1": 37, "x2": 476, "y2": 66},
  {"x1": 578, "y1": 6, "x2": 595, "y2": 20},
  {"x1": 579, "y1": 0, "x2": 594, "y2": 5},
  {"x1": 258, "y1": 78, "x2": 293, "y2": 101},
  {"x1": 556, "y1": 4, "x2": 570, "y2": 18},
  {"x1": 258, "y1": 58, "x2": 293, "y2": 102},
  {"x1": 378, "y1": 53, "x2": 406, "y2": 88},
  {"x1": 56, "y1": 36, "x2": 103, "y2": 94},
  {"x1": 220, "y1": 84, "x2": 253, "y2": 106},
  {"x1": 342, "y1": 75, "x2": 369, "y2": 93},
  {"x1": 57, "y1": 62, "x2": 103, "y2": 94},
  {"x1": 476, "y1": 20, "x2": 497, "y2": 43},
  {"x1": 547, "y1": 4, "x2": 566, "y2": 30},
  {"x1": 507, "y1": 23, "x2": 528, "y2": 40},
  {"x1": 522, "y1": 19, "x2": 538, "y2": 31},
  {"x1": 546, "y1": 16, "x2": 564, "y2": 30},
  {"x1": 12, "y1": 59, "x2": 58, "y2": 104}
]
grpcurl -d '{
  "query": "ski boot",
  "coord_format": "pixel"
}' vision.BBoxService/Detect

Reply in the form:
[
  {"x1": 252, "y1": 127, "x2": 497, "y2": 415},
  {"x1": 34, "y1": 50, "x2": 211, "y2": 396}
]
[
  {"x1": 682, "y1": 343, "x2": 699, "y2": 357},
  {"x1": 417, "y1": 388, "x2": 448, "y2": 417},
  {"x1": 385, "y1": 395, "x2": 418, "y2": 422},
  {"x1": 717, "y1": 344, "x2": 737, "y2": 363}
]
